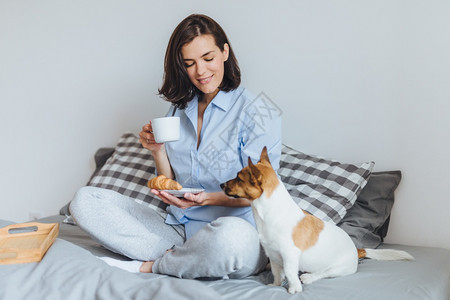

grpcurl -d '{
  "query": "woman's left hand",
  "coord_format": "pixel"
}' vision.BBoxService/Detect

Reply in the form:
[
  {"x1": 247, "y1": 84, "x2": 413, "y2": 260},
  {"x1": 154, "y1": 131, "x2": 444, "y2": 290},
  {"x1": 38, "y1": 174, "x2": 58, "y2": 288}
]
[{"x1": 151, "y1": 189, "x2": 207, "y2": 209}]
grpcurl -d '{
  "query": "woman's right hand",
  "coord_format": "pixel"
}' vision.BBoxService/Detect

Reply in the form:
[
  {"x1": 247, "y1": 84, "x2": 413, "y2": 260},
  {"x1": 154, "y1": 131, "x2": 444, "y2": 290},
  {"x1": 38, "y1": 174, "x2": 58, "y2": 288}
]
[{"x1": 139, "y1": 122, "x2": 164, "y2": 152}]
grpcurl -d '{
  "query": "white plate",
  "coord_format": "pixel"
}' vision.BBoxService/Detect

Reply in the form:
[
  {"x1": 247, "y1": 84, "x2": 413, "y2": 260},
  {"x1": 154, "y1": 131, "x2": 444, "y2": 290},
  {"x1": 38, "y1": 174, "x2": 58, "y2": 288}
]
[{"x1": 161, "y1": 188, "x2": 205, "y2": 197}]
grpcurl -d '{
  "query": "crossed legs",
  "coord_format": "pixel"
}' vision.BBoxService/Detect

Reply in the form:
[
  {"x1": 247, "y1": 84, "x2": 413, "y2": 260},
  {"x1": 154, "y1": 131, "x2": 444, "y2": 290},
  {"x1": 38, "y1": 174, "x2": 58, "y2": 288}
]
[{"x1": 70, "y1": 186, "x2": 267, "y2": 279}]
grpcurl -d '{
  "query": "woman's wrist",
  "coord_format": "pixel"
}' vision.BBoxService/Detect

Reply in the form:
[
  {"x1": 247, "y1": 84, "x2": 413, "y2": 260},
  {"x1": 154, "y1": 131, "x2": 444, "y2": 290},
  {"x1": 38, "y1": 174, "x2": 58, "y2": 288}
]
[
  {"x1": 150, "y1": 146, "x2": 166, "y2": 159},
  {"x1": 151, "y1": 147, "x2": 174, "y2": 179}
]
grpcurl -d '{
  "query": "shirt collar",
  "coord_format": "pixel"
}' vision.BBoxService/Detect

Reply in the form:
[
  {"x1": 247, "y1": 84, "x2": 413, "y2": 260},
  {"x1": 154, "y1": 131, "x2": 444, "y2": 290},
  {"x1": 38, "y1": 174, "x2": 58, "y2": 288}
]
[
  {"x1": 209, "y1": 90, "x2": 232, "y2": 112},
  {"x1": 185, "y1": 90, "x2": 233, "y2": 114}
]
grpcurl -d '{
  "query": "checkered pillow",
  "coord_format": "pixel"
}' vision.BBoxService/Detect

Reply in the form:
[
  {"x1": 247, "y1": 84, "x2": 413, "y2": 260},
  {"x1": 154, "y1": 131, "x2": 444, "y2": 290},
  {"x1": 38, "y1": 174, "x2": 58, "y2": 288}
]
[
  {"x1": 279, "y1": 145, "x2": 374, "y2": 224},
  {"x1": 87, "y1": 132, "x2": 167, "y2": 215}
]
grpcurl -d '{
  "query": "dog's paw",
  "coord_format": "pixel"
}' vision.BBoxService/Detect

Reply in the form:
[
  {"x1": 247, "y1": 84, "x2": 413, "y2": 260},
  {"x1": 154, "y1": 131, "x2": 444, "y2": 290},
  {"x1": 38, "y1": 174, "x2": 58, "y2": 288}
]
[
  {"x1": 300, "y1": 273, "x2": 316, "y2": 285},
  {"x1": 287, "y1": 283, "x2": 303, "y2": 294}
]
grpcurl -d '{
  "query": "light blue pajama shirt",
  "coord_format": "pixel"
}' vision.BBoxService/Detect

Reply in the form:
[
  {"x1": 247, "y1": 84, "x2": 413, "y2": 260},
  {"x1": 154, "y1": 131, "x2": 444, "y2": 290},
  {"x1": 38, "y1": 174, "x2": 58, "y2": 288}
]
[{"x1": 164, "y1": 86, "x2": 282, "y2": 239}]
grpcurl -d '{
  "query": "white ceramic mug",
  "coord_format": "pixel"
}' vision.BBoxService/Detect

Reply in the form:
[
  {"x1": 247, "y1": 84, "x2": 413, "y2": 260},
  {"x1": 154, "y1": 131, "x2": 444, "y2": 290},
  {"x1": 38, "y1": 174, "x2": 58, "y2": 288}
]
[{"x1": 151, "y1": 116, "x2": 180, "y2": 143}]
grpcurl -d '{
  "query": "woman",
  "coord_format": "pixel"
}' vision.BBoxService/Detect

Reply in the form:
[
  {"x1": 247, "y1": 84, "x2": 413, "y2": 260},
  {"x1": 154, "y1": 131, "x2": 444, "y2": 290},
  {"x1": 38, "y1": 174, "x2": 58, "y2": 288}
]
[{"x1": 70, "y1": 14, "x2": 281, "y2": 279}]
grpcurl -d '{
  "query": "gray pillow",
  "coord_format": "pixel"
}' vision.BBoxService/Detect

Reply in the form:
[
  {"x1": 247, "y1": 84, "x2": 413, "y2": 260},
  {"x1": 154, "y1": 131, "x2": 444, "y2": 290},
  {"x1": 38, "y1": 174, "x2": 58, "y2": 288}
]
[{"x1": 337, "y1": 171, "x2": 402, "y2": 249}]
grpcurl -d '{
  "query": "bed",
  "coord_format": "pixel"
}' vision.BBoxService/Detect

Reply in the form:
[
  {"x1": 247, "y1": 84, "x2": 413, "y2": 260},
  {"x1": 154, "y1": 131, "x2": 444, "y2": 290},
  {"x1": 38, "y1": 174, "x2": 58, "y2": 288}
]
[{"x1": 1, "y1": 133, "x2": 449, "y2": 300}]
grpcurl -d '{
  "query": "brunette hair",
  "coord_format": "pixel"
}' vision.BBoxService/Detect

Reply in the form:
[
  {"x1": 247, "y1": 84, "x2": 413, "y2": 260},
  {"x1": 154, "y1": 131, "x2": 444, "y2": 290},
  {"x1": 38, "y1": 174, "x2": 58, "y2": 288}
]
[{"x1": 158, "y1": 14, "x2": 241, "y2": 109}]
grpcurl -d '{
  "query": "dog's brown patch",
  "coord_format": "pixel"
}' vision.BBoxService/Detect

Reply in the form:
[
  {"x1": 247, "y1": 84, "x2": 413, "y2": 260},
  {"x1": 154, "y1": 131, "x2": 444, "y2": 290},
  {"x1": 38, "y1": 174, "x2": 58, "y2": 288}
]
[
  {"x1": 249, "y1": 146, "x2": 279, "y2": 198},
  {"x1": 357, "y1": 248, "x2": 367, "y2": 259},
  {"x1": 253, "y1": 163, "x2": 279, "y2": 198},
  {"x1": 292, "y1": 213, "x2": 324, "y2": 251}
]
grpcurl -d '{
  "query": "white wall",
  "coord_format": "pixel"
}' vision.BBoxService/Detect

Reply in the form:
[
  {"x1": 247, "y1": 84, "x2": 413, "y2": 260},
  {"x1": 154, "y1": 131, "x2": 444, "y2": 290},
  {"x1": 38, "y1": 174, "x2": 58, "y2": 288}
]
[{"x1": 1, "y1": 1, "x2": 449, "y2": 249}]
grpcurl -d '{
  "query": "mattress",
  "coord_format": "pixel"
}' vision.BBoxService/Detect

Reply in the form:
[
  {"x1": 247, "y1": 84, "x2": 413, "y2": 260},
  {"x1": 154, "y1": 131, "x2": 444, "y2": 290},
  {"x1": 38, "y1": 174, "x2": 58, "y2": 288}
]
[{"x1": 1, "y1": 215, "x2": 449, "y2": 300}]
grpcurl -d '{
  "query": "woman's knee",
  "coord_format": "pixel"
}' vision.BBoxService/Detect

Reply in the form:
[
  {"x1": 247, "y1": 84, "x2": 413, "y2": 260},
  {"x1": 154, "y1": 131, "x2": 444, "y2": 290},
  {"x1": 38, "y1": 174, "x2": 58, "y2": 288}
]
[
  {"x1": 208, "y1": 217, "x2": 260, "y2": 253},
  {"x1": 69, "y1": 186, "x2": 107, "y2": 220},
  {"x1": 208, "y1": 217, "x2": 266, "y2": 277}
]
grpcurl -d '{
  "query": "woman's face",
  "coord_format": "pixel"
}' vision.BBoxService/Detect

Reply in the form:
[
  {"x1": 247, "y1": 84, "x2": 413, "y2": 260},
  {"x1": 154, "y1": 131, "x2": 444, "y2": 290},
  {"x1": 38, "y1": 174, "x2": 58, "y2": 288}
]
[{"x1": 181, "y1": 34, "x2": 229, "y2": 102}]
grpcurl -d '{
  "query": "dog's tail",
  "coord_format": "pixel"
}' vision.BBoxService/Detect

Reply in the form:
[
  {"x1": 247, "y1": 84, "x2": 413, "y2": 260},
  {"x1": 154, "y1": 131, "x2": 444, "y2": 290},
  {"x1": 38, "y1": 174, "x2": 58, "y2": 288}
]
[{"x1": 357, "y1": 248, "x2": 414, "y2": 261}]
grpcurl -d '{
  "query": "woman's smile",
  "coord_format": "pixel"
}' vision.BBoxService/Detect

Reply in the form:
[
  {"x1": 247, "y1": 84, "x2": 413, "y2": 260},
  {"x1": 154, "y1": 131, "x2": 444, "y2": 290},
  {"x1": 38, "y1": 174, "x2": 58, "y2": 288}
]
[{"x1": 198, "y1": 75, "x2": 213, "y2": 85}]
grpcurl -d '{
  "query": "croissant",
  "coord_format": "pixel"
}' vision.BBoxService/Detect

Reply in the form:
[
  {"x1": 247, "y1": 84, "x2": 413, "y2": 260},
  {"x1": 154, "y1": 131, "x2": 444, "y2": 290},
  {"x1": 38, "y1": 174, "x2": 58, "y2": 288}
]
[{"x1": 147, "y1": 175, "x2": 182, "y2": 190}]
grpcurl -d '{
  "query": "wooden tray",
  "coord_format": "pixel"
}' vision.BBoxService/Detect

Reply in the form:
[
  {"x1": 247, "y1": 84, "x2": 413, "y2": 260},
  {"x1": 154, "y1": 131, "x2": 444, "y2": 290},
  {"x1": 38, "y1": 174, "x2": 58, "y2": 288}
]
[{"x1": 0, "y1": 222, "x2": 59, "y2": 264}]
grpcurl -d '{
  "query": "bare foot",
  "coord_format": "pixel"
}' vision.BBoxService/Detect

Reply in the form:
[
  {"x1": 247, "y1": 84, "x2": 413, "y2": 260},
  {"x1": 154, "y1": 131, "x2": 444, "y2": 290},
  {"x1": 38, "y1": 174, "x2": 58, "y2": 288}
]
[
  {"x1": 139, "y1": 261, "x2": 154, "y2": 273},
  {"x1": 139, "y1": 246, "x2": 175, "y2": 273}
]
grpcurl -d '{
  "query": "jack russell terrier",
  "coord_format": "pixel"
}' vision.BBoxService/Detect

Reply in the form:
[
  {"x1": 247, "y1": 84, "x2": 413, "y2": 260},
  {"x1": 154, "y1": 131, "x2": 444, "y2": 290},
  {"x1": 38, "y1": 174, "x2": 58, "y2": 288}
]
[{"x1": 221, "y1": 147, "x2": 413, "y2": 294}]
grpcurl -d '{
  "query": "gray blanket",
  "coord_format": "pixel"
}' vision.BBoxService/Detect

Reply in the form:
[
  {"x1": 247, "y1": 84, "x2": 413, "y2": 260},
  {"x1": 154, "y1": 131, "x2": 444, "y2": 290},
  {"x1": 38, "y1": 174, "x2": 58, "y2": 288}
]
[{"x1": 1, "y1": 217, "x2": 450, "y2": 300}]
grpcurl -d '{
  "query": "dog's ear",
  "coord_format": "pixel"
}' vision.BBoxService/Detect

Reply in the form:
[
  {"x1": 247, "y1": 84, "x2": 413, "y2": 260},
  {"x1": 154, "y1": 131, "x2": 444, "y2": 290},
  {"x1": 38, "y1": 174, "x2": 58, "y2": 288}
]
[
  {"x1": 248, "y1": 157, "x2": 262, "y2": 183},
  {"x1": 259, "y1": 146, "x2": 271, "y2": 165}
]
